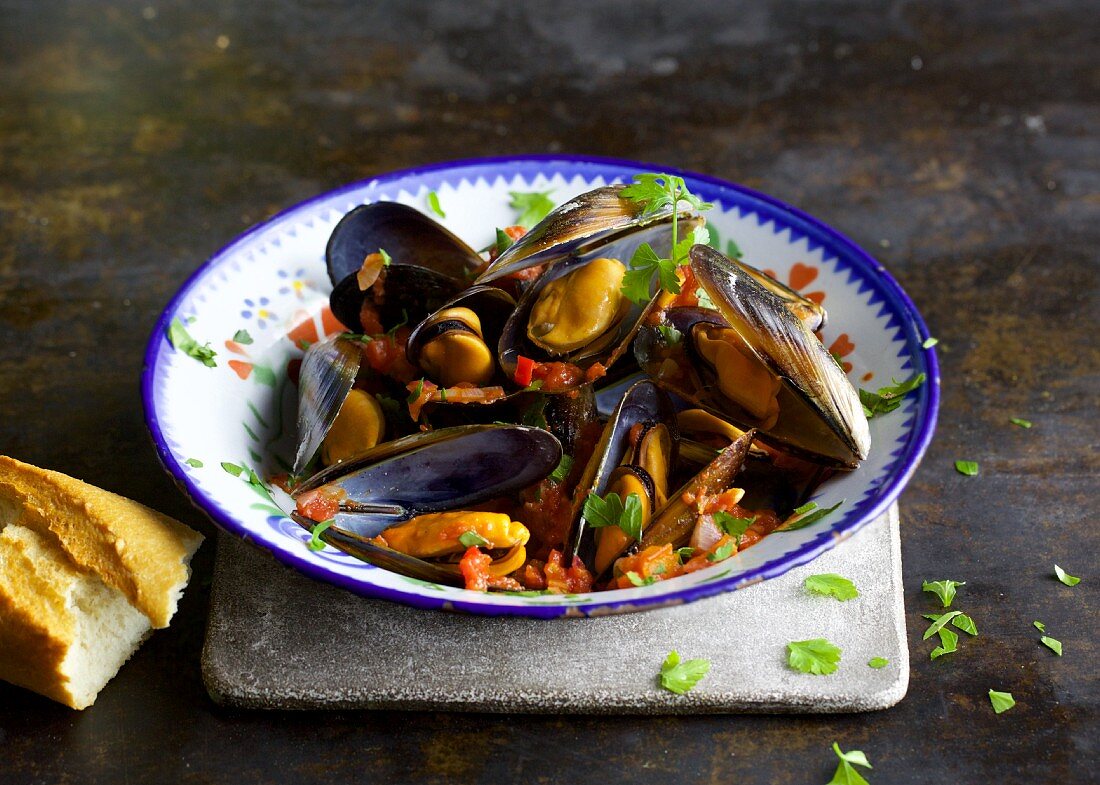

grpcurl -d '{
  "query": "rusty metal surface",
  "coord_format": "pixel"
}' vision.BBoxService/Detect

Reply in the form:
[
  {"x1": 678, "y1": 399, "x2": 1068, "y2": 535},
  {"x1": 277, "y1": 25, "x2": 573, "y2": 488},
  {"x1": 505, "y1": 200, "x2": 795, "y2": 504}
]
[{"x1": 0, "y1": 1, "x2": 1095, "y2": 782}]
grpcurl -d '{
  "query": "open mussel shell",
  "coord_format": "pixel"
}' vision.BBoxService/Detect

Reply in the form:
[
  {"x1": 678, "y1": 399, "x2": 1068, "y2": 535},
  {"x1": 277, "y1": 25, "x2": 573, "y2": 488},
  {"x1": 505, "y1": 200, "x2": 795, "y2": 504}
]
[
  {"x1": 733, "y1": 258, "x2": 828, "y2": 331},
  {"x1": 475, "y1": 185, "x2": 692, "y2": 284},
  {"x1": 326, "y1": 201, "x2": 481, "y2": 285},
  {"x1": 565, "y1": 380, "x2": 678, "y2": 571},
  {"x1": 688, "y1": 244, "x2": 870, "y2": 467},
  {"x1": 293, "y1": 424, "x2": 562, "y2": 539},
  {"x1": 405, "y1": 285, "x2": 516, "y2": 388},
  {"x1": 293, "y1": 336, "x2": 361, "y2": 476},
  {"x1": 638, "y1": 428, "x2": 756, "y2": 550},
  {"x1": 330, "y1": 262, "x2": 466, "y2": 333}
]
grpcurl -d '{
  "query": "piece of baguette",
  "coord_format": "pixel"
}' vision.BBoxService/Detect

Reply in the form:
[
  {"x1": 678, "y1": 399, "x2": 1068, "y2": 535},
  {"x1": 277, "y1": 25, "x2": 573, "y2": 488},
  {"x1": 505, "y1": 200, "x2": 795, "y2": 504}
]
[
  {"x1": 0, "y1": 456, "x2": 203, "y2": 709},
  {"x1": 0, "y1": 455, "x2": 203, "y2": 628},
  {"x1": 0, "y1": 524, "x2": 151, "y2": 709}
]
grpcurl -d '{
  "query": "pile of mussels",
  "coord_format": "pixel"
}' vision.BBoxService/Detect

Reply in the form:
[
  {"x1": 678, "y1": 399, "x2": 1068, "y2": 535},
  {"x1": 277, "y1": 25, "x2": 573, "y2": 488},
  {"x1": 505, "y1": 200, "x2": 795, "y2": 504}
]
[{"x1": 289, "y1": 185, "x2": 871, "y2": 593}]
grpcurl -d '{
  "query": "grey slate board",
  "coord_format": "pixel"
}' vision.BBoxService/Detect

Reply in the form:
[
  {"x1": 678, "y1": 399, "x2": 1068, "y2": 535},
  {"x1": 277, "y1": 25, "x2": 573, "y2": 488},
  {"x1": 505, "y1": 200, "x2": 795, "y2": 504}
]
[{"x1": 203, "y1": 504, "x2": 907, "y2": 713}]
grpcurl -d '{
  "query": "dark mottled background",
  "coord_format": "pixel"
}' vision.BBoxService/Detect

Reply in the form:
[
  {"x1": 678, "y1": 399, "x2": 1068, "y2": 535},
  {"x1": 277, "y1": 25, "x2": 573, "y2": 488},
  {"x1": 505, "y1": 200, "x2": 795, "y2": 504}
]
[{"x1": 0, "y1": 1, "x2": 1096, "y2": 782}]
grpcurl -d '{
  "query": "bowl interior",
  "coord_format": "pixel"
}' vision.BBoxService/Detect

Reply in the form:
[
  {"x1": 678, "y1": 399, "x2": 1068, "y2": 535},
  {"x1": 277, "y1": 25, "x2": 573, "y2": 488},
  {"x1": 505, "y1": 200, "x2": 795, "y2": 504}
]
[{"x1": 143, "y1": 156, "x2": 937, "y2": 618}]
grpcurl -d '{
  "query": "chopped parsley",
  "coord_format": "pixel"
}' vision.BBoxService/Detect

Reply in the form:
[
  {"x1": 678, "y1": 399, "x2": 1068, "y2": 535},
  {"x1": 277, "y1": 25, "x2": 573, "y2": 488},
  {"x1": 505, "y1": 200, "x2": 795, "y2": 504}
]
[
  {"x1": 1040, "y1": 636, "x2": 1063, "y2": 656},
  {"x1": 867, "y1": 657, "x2": 889, "y2": 669},
  {"x1": 658, "y1": 650, "x2": 711, "y2": 694},
  {"x1": 707, "y1": 541, "x2": 736, "y2": 562},
  {"x1": 221, "y1": 462, "x2": 245, "y2": 477},
  {"x1": 426, "y1": 190, "x2": 446, "y2": 219},
  {"x1": 1009, "y1": 417, "x2": 1032, "y2": 428},
  {"x1": 1054, "y1": 565, "x2": 1080, "y2": 586},
  {"x1": 510, "y1": 190, "x2": 555, "y2": 228},
  {"x1": 804, "y1": 573, "x2": 860, "y2": 601},
  {"x1": 778, "y1": 500, "x2": 844, "y2": 531},
  {"x1": 626, "y1": 571, "x2": 656, "y2": 587},
  {"x1": 232, "y1": 329, "x2": 254, "y2": 345},
  {"x1": 922, "y1": 336, "x2": 939, "y2": 349},
  {"x1": 407, "y1": 378, "x2": 425, "y2": 405},
  {"x1": 308, "y1": 519, "x2": 335, "y2": 551},
  {"x1": 184, "y1": 458, "x2": 204, "y2": 468},
  {"x1": 1033, "y1": 621, "x2": 1045, "y2": 632},
  {"x1": 583, "y1": 491, "x2": 644, "y2": 542},
  {"x1": 549, "y1": 454, "x2": 574, "y2": 484},
  {"x1": 952, "y1": 613, "x2": 978, "y2": 636},
  {"x1": 458, "y1": 530, "x2": 491, "y2": 548},
  {"x1": 859, "y1": 373, "x2": 925, "y2": 418},
  {"x1": 828, "y1": 743, "x2": 872, "y2": 785},
  {"x1": 656, "y1": 324, "x2": 683, "y2": 346},
  {"x1": 787, "y1": 638, "x2": 842, "y2": 675},
  {"x1": 954, "y1": 460, "x2": 980, "y2": 476},
  {"x1": 930, "y1": 626, "x2": 959, "y2": 660},
  {"x1": 922, "y1": 611, "x2": 963, "y2": 640},
  {"x1": 675, "y1": 546, "x2": 695, "y2": 562},
  {"x1": 922, "y1": 579, "x2": 965, "y2": 607},
  {"x1": 379, "y1": 247, "x2": 393, "y2": 267},
  {"x1": 167, "y1": 317, "x2": 217, "y2": 367},
  {"x1": 494, "y1": 228, "x2": 515, "y2": 255},
  {"x1": 713, "y1": 510, "x2": 754, "y2": 548},
  {"x1": 988, "y1": 689, "x2": 1015, "y2": 714}
]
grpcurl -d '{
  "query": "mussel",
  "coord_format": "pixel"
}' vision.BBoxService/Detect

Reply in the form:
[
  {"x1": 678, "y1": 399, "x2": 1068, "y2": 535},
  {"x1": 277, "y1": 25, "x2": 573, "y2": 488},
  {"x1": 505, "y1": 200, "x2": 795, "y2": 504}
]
[
  {"x1": 566, "y1": 380, "x2": 678, "y2": 576},
  {"x1": 636, "y1": 244, "x2": 870, "y2": 468},
  {"x1": 293, "y1": 336, "x2": 361, "y2": 475},
  {"x1": 326, "y1": 201, "x2": 482, "y2": 332},
  {"x1": 292, "y1": 424, "x2": 563, "y2": 585}
]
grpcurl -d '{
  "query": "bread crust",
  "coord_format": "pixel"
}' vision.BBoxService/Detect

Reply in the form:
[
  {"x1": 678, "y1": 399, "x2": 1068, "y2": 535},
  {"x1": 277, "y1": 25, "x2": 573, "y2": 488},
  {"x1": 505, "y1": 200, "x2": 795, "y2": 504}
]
[{"x1": 0, "y1": 456, "x2": 203, "y2": 628}]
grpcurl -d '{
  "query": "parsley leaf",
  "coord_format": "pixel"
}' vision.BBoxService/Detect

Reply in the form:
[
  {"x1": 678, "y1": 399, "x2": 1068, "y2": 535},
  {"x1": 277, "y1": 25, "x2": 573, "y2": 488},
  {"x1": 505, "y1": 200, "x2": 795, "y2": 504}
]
[
  {"x1": 787, "y1": 638, "x2": 842, "y2": 675},
  {"x1": 379, "y1": 247, "x2": 393, "y2": 267},
  {"x1": 713, "y1": 511, "x2": 754, "y2": 548},
  {"x1": 308, "y1": 519, "x2": 335, "y2": 551},
  {"x1": 707, "y1": 541, "x2": 735, "y2": 562},
  {"x1": 778, "y1": 500, "x2": 844, "y2": 531},
  {"x1": 656, "y1": 324, "x2": 682, "y2": 345},
  {"x1": 1040, "y1": 636, "x2": 1063, "y2": 656},
  {"x1": 922, "y1": 579, "x2": 965, "y2": 607},
  {"x1": 232, "y1": 329, "x2": 254, "y2": 345},
  {"x1": 804, "y1": 573, "x2": 860, "y2": 601},
  {"x1": 659, "y1": 650, "x2": 711, "y2": 694},
  {"x1": 549, "y1": 454, "x2": 574, "y2": 484},
  {"x1": 828, "y1": 743, "x2": 872, "y2": 785},
  {"x1": 922, "y1": 336, "x2": 939, "y2": 349},
  {"x1": 868, "y1": 657, "x2": 889, "y2": 669},
  {"x1": 494, "y1": 228, "x2": 515, "y2": 255},
  {"x1": 859, "y1": 373, "x2": 925, "y2": 418},
  {"x1": 510, "y1": 190, "x2": 555, "y2": 228},
  {"x1": 675, "y1": 546, "x2": 695, "y2": 562},
  {"x1": 988, "y1": 689, "x2": 1015, "y2": 714},
  {"x1": 220, "y1": 462, "x2": 245, "y2": 477},
  {"x1": 626, "y1": 571, "x2": 656, "y2": 587},
  {"x1": 930, "y1": 626, "x2": 959, "y2": 660},
  {"x1": 1033, "y1": 620, "x2": 1045, "y2": 632},
  {"x1": 184, "y1": 458, "x2": 203, "y2": 468},
  {"x1": 922, "y1": 611, "x2": 963, "y2": 640},
  {"x1": 1054, "y1": 564, "x2": 1080, "y2": 586},
  {"x1": 583, "y1": 491, "x2": 643, "y2": 542},
  {"x1": 952, "y1": 613, "x2": 978, "y2": 635},
  {"x1": 954, "y1": 460, "x2": 979, "y2": 476},
  {"x1": 426, "y1": 190, "x2": 445, "y2": 219},
  {"x1": 458, "y1": 530, "x2": 491, "y2": 548},
  {"x1": 167, "y1": 317, "x2": 217, "y2": 367},
  {"x1": 1009, "y1": 417, "x2": 1032, "y2": 428},
  {"x1": 622, "y1": 242, "x2": 679, "y2": 304},
  {"x1": 407, "y1": 378, "x2": 425, "y2": 405}
]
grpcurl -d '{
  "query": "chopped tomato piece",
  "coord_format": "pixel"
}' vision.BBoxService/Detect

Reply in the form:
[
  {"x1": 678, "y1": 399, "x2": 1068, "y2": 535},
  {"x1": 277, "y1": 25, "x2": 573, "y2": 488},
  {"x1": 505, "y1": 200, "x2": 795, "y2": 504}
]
[
  {"x1": 543, "y1": 550, "x2": 593, "y2": 594},
  {"x1": 459, "y1": 546, "x2": 492, "y2": 592},
  {"x1": 514, "y1": 355, "x2": 536, "y2": 387}
]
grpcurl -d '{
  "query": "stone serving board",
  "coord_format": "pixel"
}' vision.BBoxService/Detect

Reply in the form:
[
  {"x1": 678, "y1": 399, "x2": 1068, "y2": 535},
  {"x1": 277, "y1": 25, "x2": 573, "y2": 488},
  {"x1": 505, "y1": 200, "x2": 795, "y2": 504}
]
[{"x1": 202, "y1": 504, "x2": 907, "y2": 714}]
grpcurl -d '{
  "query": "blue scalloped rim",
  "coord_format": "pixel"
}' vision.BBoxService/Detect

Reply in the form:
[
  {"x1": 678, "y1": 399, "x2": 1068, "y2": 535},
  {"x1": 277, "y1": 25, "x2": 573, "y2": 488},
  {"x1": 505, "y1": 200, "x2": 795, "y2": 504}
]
[{"x1": 141, "y1": 154, "x2": 939, "y2": 618}]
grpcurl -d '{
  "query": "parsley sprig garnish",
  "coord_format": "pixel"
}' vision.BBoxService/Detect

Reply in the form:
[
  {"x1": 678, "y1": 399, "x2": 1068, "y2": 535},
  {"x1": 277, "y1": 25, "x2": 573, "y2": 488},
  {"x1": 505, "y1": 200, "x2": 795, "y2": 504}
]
[
  {"x1": 583, "y1": 491, "x2": 643, "y2": 542},
  {"x1": 619, "y1": 173, "x2": 713, "y2": 304}
]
